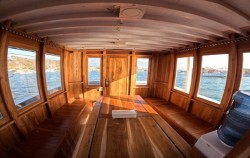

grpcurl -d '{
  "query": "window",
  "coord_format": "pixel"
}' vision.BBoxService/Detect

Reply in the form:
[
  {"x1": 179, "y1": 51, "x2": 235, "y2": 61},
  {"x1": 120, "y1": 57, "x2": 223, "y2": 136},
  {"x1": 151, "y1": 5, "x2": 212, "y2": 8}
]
[
  {"x1": 198, "y1": 54, "x2": 228, "y2": 103},
  {"x1": 0, "y1": 112, "x2": 3, "y2": 120},
  {"x1": 136, "y1": 58, "x2": 149, "y2": 85},
  {"x1": 240, "y1": 52, "x2": 250, "y2": 90},
  {"x1": 45, "y1": 54, "x2": 62, "y2": 95},
  {"x1": 88, "y1": 57, "x2": 101, "y2": 85},
  {"x1": 8, "y1": 47, "x2": 40, "y2": 109},
  {"x1": 174, "y1": 57, "x2": 193, "y2": 93}
]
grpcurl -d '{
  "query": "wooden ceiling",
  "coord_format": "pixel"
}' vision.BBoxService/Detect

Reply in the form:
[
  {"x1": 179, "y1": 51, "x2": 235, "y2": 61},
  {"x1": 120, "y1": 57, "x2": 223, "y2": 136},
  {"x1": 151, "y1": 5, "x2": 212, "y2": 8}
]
[{"x1": 0, "y1": 0, "x2": 250, "y2": 51}]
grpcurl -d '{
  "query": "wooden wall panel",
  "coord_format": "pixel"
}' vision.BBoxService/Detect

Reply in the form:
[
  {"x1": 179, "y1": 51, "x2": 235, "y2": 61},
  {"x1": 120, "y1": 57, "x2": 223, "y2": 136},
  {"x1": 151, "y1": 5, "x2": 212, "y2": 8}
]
[
  {"x1": 155, "y1": 55, "x2": 170, "y2": 82},
  {"x1": 84, "y1": 88, "x2": 101, "y2": 101},
  {"x1": 170, "y1": 92, "x2": 189, "y2": 110},
  {"x1": 66, "y1": 51, "x2": 84, "y2": 102},
  {"x1": 18, "y1": 104, "x2": 49, "y2": 136},
  {"x1": 68, "y1": 52, "x2": 82, "y2": 82},
  {"x1": 134, "y1": 88, "x2": 149, "y2": 98},
  {"x1": 151, "y1": 83, "x2": 168, "y2": 99},
  {"x1": 49, "y1": 93, "x2": 67, "y2": 114},
  {"x1": 189, "y1": 100, "x2": 222, "y2": 126},
  {"x1": 68, "y1": 83, "x2": 84, "y2": 101},
  {"x1": 0, "y1": 124, "x2": 21, "y2": 157},
  {"x1": 149, "y1": 53, "x2": 170, "y2": 99}
]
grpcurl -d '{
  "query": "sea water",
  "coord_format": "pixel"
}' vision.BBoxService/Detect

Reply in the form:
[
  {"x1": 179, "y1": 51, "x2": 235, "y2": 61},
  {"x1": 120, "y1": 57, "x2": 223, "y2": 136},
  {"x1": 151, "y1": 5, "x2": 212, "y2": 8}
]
[{"x1": 8, "y1": 71, "x2": 250, "y2": 105}]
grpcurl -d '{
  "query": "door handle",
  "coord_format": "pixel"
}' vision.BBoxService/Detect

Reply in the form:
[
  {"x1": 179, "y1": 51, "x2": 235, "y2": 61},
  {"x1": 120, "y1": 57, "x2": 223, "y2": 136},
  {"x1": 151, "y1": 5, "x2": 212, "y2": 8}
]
[{"x1": 105, "y1": 78, "x2": 109, "y2": 87}]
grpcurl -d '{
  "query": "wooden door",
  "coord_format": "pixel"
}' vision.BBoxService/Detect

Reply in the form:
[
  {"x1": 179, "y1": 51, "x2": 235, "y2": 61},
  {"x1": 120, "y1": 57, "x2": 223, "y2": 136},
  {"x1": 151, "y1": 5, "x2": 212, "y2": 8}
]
[{"x1": 106, "y1": 56, "x2": 130, "y2": 96}]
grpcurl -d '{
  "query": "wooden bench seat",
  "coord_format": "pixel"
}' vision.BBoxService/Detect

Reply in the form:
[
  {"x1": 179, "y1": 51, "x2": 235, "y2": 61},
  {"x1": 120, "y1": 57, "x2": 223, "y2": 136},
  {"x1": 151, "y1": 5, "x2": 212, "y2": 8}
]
[
  {"x1": 6, "y1": 101, "x2": 92, "y2": 158},
  {"x1": 144, "y1": 97, "x2": 214, "y2": 145}
]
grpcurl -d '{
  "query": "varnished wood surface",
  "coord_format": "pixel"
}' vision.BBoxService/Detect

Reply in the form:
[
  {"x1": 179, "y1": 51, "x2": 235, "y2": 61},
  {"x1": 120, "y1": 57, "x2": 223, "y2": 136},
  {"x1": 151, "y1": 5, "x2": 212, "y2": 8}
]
[
  {"x1": 5, "y1": 100, "x2": 92, "y2": 158},
  {"x1": 107, "y1": 56, "x2": 130, "y2": 96},
  {"x1": 75, "y1": 96, "x2": 199, "y2": 158},
  {"x1": 144, "y1": 97, "x2": 214, "y2": 146}
]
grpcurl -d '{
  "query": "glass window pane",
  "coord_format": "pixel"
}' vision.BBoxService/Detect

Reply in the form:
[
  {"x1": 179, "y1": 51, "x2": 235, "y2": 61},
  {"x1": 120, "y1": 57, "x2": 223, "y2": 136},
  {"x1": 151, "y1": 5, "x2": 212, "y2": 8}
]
[
  {"x1": 45, "y1": 54, "x2": 62, "y2": 95},
  {"x1": 174, "y1": 57, "x2": 193, "y2": 93},
  {"x1": 240, "y1": 53, "x2": 250, "y2": 90},
  {"x1": 136, "y1": 58, "x2": 149, "y2": 85},
  {"x1": 0, "y1": 112, "x2": 3, "y2": 119},
  {"x1": 8, "y1": 47, "x2": 40, "y2": 110},
  {"x1": 88, "y1": 57, "x2": 101, "y2": 85},
  {"x1": 198, "y1": 54, "x2": 228, "y2": 103}
]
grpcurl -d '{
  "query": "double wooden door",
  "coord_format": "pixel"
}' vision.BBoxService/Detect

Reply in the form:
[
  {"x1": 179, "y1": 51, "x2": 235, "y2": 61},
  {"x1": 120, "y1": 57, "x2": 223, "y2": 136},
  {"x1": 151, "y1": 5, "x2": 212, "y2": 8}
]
[{"x1": 105, "y1": 56, "x2": 130, "y2": 96}]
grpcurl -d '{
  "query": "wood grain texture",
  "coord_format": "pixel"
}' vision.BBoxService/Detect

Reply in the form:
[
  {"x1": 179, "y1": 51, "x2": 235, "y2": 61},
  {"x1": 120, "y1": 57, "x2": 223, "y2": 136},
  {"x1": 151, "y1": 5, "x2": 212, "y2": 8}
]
[
  {"x1": 149, "y1": 53, "x2": 170, "y2": 100},
  {"x1": 49, "y1": 92, "x2": 67, "y2": 114},
  {"x1": 90, "y1": 117, "x2": 185, "y2": 158},
  {"x1": 144, "y1": 97, "x2": 214, "y2": 146},
  {"x1": 107, "y1": 56, "x2": 130, "y2": 96},
  {"x1": 170, "y1": 92, "x2": 189, "y2": 110},
  {"x1": 0, "y1": 124, "x2": 22, "y2": 157},
  {"x1": 75, "y1": 96, "x2": 198, "y2": 158},
  {"x1": 189, "y1": 100, "x2": 221, "y2": 126}
]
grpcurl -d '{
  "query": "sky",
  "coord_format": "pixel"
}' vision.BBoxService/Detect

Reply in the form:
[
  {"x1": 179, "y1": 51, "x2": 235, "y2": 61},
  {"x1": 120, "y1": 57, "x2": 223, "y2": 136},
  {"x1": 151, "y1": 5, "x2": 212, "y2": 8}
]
[
  {"x1": 88, "y1": 57, "x2": 100, "y2": 67},
  {"x1": 202, "y1": 54, "x2": 228, "y2": 68},
  {"x1": 8, "y1": 47, "x2": 36, "y2": 59},
  {"x1": 243, "y1": 53, "x2": 250, "y2": 68}
]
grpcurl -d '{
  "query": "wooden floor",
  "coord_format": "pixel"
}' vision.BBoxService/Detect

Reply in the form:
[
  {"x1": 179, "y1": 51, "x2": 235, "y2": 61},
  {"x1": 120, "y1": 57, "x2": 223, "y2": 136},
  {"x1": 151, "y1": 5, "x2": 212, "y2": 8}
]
[{"x1": 73, "y1": 96, "x2": 201, "y2": 158}]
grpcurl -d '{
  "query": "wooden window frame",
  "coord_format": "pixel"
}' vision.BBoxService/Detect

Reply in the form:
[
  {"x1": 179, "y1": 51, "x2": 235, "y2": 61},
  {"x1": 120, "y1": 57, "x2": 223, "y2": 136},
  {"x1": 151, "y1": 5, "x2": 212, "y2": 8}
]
[
  {"x1": 135, "y1": 55, "x2": 151, "y2": 87},
  {"x1": 194, "y1": 46, "x2": 231, "y2": 107},
  {"x1": 173, "y1": 55, "x2": 194, "y2": 95},
  {"x1": 44, "y1": 49, "x2": 65, "y2": 98},
  {"x1": 86, "y1": 55, "x2": 102, "y2": 88},
  {"x1": 234, "y1": 41, "x2": 250, "y2": 92},
  {"x1": 5, "y1": 38, "x2": 44, "y2": 115}
]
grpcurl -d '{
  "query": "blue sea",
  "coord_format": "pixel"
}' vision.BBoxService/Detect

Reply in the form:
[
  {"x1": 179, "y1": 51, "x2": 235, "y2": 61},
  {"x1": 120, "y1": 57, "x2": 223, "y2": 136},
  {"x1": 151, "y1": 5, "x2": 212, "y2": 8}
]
[
  {"x1": 8, "y1": 71, "x2": 62, "y2": 105},
  {"x1": 176, "y1": 72, "x2": 250, "y2": 102},
  {"x1": 7, "y1": 71, "x2": 250, "y2": 105}
]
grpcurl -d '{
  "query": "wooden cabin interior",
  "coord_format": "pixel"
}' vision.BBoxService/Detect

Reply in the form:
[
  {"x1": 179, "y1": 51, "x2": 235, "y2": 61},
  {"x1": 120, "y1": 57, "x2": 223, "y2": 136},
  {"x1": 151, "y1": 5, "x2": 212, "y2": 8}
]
[{"x1": 0, "y1": 1, "x2": 250, "y2": 157}]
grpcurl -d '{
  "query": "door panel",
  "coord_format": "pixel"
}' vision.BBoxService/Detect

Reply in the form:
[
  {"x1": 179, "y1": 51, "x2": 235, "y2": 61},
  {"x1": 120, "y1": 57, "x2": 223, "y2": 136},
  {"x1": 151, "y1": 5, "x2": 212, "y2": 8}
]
[{"x1": 106, "y1": 56, "x2": 130, "y2": 96}]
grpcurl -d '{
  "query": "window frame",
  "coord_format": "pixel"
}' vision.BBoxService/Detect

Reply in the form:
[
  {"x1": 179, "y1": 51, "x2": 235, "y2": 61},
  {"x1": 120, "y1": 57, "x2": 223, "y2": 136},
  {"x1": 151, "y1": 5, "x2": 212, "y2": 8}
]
[
  {"x1": 194, "y1": 46, "x2": 231, "y2": 107},
  {"x1": 235, "y1": 41, "x2": 250, "y2": 92},
  {"x1": 135, "y1": 56, "x2": 151, "y2": 87},
  {"x1": 86, "y1": 55, "x2": 102, "y2": 87},
  {"x1": 44, "y1": 50, "x2": 64, "y2": 97},
  {"x1": 6, "y1": 40, "x2": 44, "y2": 114},
  {"x1": 173, "y1": 55, "x2": 194, "y2": 94},
  {"x1": 0, "y1": 90, "x2": 11, "y2": 126}
]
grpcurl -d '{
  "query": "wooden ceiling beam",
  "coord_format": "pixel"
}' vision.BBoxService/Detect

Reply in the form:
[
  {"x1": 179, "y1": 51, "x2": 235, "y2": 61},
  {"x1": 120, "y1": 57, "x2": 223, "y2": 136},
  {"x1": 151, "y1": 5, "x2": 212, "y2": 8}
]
[
  {"x1": 48, "y1": 33, "x2": 198, "y2": 43},
  {"x1": 0, "y1": 0, "x2": 245, "y2": 34},
  {"x1": 204, "y1": 0, "x2": 250, "y2": 21},
  {"x1": 15, "y1": 13, "x2": 225, "y2": 37},
  {"x1": 63, "y1": 42, "x2": 179, "y2": 48},
  {"x1": 52, "y1": 38, "x2": 191, "y2": 45},
  {"x1": 26, "y1": 24, "x2": 215, "y2": 41},
  {"x1": 39, "y1": 31, "x2": 203, "y2": 43},
  {"x1": 57, "y1": 40, "x2": 186, "y2": 47}
]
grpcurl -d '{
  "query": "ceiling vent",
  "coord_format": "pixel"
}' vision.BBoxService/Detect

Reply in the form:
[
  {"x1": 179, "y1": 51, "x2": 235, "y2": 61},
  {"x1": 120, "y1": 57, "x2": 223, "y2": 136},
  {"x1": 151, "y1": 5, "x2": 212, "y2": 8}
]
[{"x1": 119, "y1": 6, "x2": 145, "y2": 19}]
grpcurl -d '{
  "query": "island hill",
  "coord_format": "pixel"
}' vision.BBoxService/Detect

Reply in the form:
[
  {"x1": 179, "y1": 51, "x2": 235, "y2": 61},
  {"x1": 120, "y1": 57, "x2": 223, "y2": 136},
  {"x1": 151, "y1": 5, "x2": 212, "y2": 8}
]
[
  {"x1": 177, "y1": 67, "x2": 250, "y2": 76},
  {"x1": 202, "y1": 67, "x2": 250, "y2": 76},
  {"x1": 8, "y1": 56, "x2": 60, "y2": 73}
]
